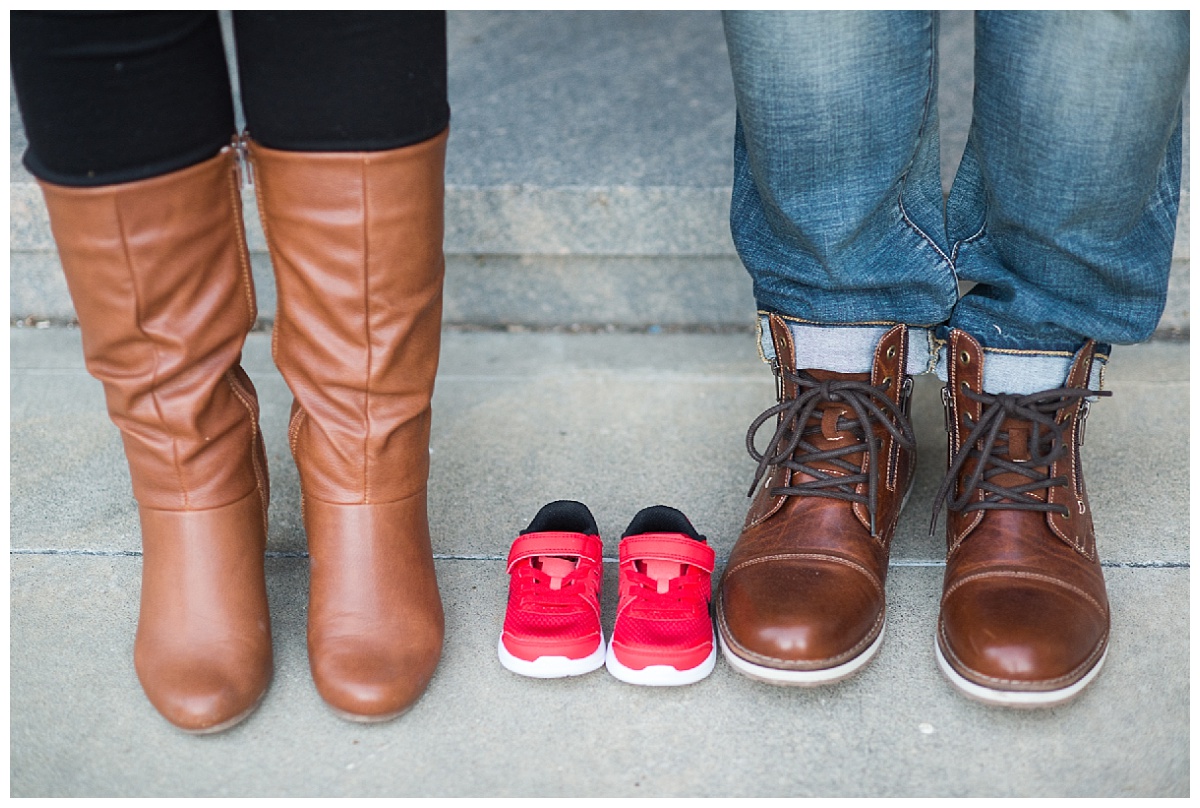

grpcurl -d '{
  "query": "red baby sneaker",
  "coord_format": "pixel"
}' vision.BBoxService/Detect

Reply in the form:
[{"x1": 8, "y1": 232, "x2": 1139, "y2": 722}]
[
  {"x1": 606, "y1": 506, "x2": 717, "y2": 686},
  {"x1": 498, "y1": 500, "x2": 606, "y2": 678}
]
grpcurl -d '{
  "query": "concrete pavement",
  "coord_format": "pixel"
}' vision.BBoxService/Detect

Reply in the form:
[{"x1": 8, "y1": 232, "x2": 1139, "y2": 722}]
[{"x1": 10, "y1": 328, "x2": 1189, "y2": 796}]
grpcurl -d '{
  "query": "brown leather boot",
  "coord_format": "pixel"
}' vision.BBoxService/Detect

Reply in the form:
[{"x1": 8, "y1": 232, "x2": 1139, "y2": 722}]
[
  {"x1": 38, "y1": 149, "x2": 273, "y2": 734},
  {"x1": 933, "y1": 330, "x2": 1111, "y2": 707},
  {"x1": 717, "y1": 315, "x2": 916, "y2": 684},
  {"x1": 249, "y1": 130, "x2": 447, "y2": 722}
]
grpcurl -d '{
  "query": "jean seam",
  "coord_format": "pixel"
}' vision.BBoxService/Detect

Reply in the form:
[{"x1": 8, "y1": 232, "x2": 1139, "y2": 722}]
[
  {"x1": 758, "y1": 314, "x2": 902, "y2": 328},
  {"x1": 950, "y1": 220, "x2": 987, "y2": 266},
  {"x1": 984, "y1": 346, "x2": 1074, "y2": 358},
  {"x1": 755, "y1": 315, "x2": 768, "y2": 364},
  {"x1": 757, "y1": 310, "x2": 941, "y2": 329},
  {"x1": 924, "y1": 332, "x2": 942, "y2": 375},
  {"x1": 937, "y1": 342, "x2": 1110, "y2": 361},
  {"x1": 898, "y1": 192, "x2": 954, "y2": 271},
  {"x1": 896, "y1": 13, "x2": 955, "y2": 282}
]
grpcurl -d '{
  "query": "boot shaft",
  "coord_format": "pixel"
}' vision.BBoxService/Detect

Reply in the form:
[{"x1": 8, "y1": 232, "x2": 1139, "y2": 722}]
[
  {"x1": 743, "y1": 314, "x2": 916, "y2": 542},
  {"x1": 38, "y1": 148, "x2": 263, "y2": 511},
  {"x1": 249, "y1": 130, "x2": 447, "y2": 505},
  {"x1": 941, "y1": 329, "x2": 1101, "y2": 558}
]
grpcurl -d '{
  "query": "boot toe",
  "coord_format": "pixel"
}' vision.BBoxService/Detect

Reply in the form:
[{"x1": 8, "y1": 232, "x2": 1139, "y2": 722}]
[
  {"x1": 310, "y1": 640, "x2": 441, "y2": 721},
  {"x1": 940, "y1": 574, "x2": 1108, "y2": 690},
  {"x1": 720, "y1": 556, "x2": 884, "y2": 669},
  {"x1": 135, "y1": 654, "x2": 270, "y2": 734}
]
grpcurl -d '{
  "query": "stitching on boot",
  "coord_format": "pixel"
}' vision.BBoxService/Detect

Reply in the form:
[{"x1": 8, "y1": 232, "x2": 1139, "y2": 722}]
[
  {"x1": 225, "y1": 158, "x2": 257, "y2": 331},
  {"x1": 949, "y1": 334, "x2": 985, "y2": 552},
  {"x1": 941, "y1": 569, "x2": 1107, "y2": 617},
  {"x1": 360, "y1": 157, "x2": 372, "y2": 504},
  {"x1": 226, "y1": 371, "x2": 268, "y2": 536},
  {"x1": 724, "y1": 552, "x2": 883, "y2": 597},
  {"x1": 246, "y1": 144, "x2": 284, "y2": 370}
]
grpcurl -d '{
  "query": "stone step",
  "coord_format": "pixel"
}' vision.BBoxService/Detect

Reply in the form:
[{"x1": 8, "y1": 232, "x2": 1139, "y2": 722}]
[{"x1": 9, "y1": 11, "x2": 1189, "y2": 331}]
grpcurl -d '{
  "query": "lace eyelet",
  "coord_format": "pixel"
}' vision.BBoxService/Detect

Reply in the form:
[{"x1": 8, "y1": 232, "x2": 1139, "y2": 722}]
[
  {"x1": 882, "y1": 375, "x2": 892, "y2": 388},
  {"x1": 885, "y1": 345, "x2": 897, "y2": 360},
  {"x1": 959, "y1": 350, "x2": 971, "y2": 365}
]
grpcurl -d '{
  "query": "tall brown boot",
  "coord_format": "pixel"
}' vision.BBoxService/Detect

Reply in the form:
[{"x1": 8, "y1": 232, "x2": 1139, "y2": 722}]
[
  {"x1": 248, "y1": 130, "x2": 447, "y2": 722},
  {"x1": 717, "y1": 315, "x2": 916, "y2": 684},
  {"x1": 933, "y1": 330, "x2": 1110, "y2": 707},
  {"x1": 38, "y1": 149, "x2": 273, "y2": 734}
]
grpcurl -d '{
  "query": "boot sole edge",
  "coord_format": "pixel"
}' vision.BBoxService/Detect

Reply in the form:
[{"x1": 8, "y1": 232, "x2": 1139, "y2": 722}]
[
  {"x1": 717, "y1": 624, "x2": 885, "y2": 686},
  {"x1": 934, "y1": 636, "x2": 1107, "y2": 708}
]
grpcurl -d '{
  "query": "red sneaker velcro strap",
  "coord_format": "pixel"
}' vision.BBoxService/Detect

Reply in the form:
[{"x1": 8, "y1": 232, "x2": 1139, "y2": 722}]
[
  {"x1": 618, "y1": 533, "x2": 715, "y2": 572},
  {"x1": 507, "y1": 532, "x2": 603, "y2": 572}
]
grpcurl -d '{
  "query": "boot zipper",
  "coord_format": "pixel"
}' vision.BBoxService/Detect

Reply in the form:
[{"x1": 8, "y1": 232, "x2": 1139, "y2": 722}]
[
  {"x1": 231, "y1": 132, "x2": 254, "y2": 191},
  {"x1": 1077, "y1": 399, "x2": 1091, "y2": 446}
]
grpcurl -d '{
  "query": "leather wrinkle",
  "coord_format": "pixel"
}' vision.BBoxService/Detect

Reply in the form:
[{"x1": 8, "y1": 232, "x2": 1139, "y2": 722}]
[{"x1": 113, "y1": 189, "x2": 188, "y2": 505}]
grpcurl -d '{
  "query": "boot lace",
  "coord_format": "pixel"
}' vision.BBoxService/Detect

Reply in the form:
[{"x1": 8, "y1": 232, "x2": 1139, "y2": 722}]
[
  {"x1": 929, "y1": 385, "x2": 1110, "y2": 534},
  {"x1": 746, "y1": 365, "x2": 915, "y2": 537}
]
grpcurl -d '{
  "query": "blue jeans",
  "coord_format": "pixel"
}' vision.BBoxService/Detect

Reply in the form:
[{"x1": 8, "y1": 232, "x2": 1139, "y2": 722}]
[{"x1": 724, "y1": 11, "x2": 1188, "y2": 393}]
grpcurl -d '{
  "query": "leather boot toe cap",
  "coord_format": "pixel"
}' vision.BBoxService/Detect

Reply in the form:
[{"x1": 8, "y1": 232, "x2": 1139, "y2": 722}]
[
  {"x1": 719, "y1": 556, "x2": 884, "y2": 670},
  {"x1": 939, "y1": 573, "x2": 1109, "y2": 690}
]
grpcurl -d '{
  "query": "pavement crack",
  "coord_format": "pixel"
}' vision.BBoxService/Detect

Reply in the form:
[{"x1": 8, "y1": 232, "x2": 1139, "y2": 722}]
[{"x1": 8, "y1": 548, "x2": 1189, "y2": 569}]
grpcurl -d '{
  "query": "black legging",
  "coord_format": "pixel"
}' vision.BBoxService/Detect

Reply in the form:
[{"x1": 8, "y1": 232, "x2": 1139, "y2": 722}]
[{"x1": 11, "y1": 10, "x2": 448, "y2": 187}]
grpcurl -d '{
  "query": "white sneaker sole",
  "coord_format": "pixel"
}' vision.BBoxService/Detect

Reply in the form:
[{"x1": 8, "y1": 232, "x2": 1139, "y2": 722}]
[
  {"x1": 497, "y1": 634, "x2": 606, "y2": 678},
  {"x1": 718, "y1": 623, "x2": 885, "y2": 686},
  {"x1": 605, "y1": 643, "x2": 717, "y2": 686},
  {"x1": 935, "y1": 637, "x2": 1107, "y2": 708}
]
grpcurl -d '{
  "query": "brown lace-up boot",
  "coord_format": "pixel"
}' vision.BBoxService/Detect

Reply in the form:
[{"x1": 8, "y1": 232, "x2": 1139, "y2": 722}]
[
  {"x1": 38, "y1": 149, "x2": 273, "y2": 734},
  {"x1": 249, "y1": 129, "x2": 447, "y2": 722},
  {"x1": 933, "y1": 329, "x2": 1111, "y2": 707},
  {"x1": 717, "y1": 315, "x2": 916, "y2": 684}
]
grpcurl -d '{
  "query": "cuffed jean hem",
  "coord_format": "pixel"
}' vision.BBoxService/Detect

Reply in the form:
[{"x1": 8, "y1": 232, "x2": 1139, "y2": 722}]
[
  {"x1": 933, "y1": 341, "x2": 1106, "y2": 395},
  {"x1": 757, "y1": 314, "x2": 937, "y2": 377},
  {"x1": 758, "y1": 313, "x2": 1106, "y2": 394}
]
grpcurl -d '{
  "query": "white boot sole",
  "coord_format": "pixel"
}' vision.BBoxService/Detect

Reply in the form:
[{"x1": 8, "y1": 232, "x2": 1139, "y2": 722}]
[
  {"x1": 935, "y1": 637, "x2": 1107, "y2": 708},
  {"x1": 718, "y1": 624, "x2": 885, "y2": 686}
]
